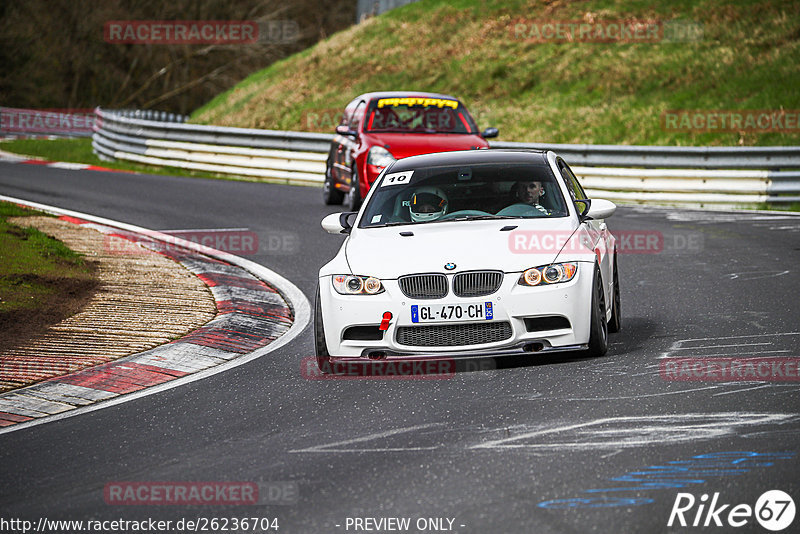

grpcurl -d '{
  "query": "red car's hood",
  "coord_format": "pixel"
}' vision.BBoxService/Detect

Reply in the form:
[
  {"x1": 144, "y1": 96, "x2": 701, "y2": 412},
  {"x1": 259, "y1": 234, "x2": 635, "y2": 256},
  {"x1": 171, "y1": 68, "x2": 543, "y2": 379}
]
[{"x1": 367, "y1": 133, "x2": 489, "y2": 159}]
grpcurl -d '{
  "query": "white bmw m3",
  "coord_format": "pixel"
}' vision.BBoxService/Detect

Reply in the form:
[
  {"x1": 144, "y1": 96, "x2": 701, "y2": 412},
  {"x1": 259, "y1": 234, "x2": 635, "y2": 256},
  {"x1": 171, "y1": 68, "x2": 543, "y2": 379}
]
[{"x1": 315, "y1": 149, "x2": 621, "y2": 371}]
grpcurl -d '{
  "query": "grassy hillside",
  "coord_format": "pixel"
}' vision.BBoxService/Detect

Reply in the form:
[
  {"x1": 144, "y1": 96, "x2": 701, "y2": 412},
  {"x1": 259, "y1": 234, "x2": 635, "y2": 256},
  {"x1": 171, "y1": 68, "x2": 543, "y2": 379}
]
[
  {"x1": 0, "y1": 202, "x2": 97, "y2": 355},
  {"x1": 191, "y1": 0, "x2": 800, "y2": 146}
]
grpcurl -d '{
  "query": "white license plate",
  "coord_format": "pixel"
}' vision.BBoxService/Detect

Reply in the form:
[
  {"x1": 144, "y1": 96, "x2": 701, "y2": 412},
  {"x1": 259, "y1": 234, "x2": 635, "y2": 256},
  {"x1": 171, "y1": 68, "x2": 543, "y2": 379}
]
[{"x1": 410, "y1": 302, "x2": 494, "y2": 323}]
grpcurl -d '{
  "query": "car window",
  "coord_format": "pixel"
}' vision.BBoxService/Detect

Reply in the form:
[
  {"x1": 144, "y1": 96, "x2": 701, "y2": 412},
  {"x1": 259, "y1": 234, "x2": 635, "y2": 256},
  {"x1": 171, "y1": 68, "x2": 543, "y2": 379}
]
[
  {"x1": 349, "y1": 101, "x2": 366, "y2": 131},
  {"x1": 559, "y1": 160, "x2": 588, "y2": 200},
  {"x1": 340, "y1": 100, "x2": 358, "y2": 128},
  {"x1": 359, "y1": 163, "x2": 568, "y2": 228},
  {"x1": 364, "y1": 96, "x2": 478, "y2": 134}
]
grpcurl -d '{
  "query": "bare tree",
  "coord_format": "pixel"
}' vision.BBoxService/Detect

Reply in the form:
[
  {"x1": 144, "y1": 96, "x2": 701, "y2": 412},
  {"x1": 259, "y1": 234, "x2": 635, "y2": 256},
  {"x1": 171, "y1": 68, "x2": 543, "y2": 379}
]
[{"x1": 0, "y1": 0, "x2": 356, "y2": 114}]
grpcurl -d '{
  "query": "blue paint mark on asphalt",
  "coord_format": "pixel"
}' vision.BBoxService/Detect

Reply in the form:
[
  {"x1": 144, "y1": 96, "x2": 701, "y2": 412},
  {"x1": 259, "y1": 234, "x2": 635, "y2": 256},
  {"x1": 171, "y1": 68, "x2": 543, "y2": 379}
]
[{"x1": 537, "y1": 451, "x2": 795, "y2": 509}]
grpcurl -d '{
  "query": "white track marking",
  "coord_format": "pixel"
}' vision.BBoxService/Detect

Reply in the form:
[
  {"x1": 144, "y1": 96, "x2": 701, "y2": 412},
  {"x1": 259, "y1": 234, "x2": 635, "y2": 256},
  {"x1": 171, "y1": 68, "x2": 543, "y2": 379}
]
[
  {"x1": 46, "y1": 162, "x2": 90, "y2": 170},
  {"x1": 671, "y1": 343, "x2": 773, "y2": 350},
  {"x1": 711, "y1": 384, "x2": 779, "y2": 396},
  {"x1": 672, "y1": 332, "x2": 800, "y2": 343},
  {"x1": 662, "y1": 210, "x2": 800, "y2": 223},
  {"x1": 0, "y1": 394, "x2": 74, "y2": 416},
  {"x1": 0, "y1": 195, "x2": 310, "y2": 436},
  {"x1": 687, "y1": 350, "x2": 793, "y2": 357},
  {"x1": 727, "y1": 270, "x2": 789, "y2": 281},
  {"x1": 160, "y1": 227, "x2": 251, "y2": 232},
  {"x1": 470, "y1": 413, "x2": 797, "y2": 451},
  {"x1": 288, "y1": 414, "x2": 798, "y2": 454},
  {"x1": 21, "y1": 383, "x2": 118, "y2": 405},
  {"x1": 660, "y1": 332, "x2": 800, "y2": 359},
  {"x1": 568, "y1": 384, "x2": 722, "y2": 401},
  {"x1": 289, "y1": 424, "x2": 442, "y2": 453}
]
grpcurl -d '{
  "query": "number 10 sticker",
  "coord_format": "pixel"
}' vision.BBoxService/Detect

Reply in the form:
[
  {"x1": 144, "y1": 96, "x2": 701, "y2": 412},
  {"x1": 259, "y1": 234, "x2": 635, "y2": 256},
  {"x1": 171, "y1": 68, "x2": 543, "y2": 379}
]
[{"x1": 381, "y1": 171, "x2": 413, "y2": 187}]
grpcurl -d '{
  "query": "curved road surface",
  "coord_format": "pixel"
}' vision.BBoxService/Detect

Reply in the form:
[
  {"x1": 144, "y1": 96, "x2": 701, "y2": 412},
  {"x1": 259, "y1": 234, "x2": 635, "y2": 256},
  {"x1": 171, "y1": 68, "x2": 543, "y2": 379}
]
[{"x1": 1, "y1": 163, "x2": 799, "y2": 533}]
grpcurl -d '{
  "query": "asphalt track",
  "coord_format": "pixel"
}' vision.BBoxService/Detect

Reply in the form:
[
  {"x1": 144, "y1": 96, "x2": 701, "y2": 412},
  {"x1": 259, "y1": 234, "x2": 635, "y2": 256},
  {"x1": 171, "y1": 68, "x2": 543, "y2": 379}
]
[{"x1": 1, "y1": 162, "x2": 799, "y2": 533}]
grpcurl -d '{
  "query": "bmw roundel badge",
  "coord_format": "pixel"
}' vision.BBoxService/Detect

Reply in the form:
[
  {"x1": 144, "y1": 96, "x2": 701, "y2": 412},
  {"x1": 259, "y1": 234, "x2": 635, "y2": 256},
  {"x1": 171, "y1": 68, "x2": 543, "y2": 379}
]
[{"x1": 444, "y1": 262, "x2": 456, "y2": 271}]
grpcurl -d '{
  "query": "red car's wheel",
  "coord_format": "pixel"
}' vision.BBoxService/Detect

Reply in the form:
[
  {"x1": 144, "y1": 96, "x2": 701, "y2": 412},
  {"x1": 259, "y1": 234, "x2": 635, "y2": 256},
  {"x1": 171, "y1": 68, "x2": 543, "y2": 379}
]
[
  {"x1": 323, "y1": 169, "x2": 344, "y2": 205},
  {"x1": 345, "y1": 167, "x2": 362, "y2": 211}
]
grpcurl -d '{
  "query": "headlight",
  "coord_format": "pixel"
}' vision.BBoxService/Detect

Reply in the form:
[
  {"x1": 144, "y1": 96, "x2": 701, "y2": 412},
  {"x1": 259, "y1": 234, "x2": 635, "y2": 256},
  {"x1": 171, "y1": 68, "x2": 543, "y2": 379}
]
[
  {"x1": 518, "y1": 262, "x2": 577, "y2": 286},
  {"x1": 367, "y1": 146, "x2": 396, "y2": 168},
  {"x1": 332, "y1": 275, "x2": 385, "y2": 295}
]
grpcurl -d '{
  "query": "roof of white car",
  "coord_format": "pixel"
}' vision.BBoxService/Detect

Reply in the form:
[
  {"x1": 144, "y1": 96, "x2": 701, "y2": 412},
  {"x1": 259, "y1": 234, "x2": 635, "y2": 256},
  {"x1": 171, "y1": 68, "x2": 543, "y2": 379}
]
[{"x1": 388, "y1": 149, "x2": 550, "y2": 172}]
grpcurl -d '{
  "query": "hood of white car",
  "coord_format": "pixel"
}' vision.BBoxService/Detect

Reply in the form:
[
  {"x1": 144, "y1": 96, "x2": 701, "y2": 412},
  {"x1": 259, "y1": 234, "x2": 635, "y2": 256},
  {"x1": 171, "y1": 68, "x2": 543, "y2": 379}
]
[{"x1": 345, "y1": 218, "x2": 584, "y2": 278}]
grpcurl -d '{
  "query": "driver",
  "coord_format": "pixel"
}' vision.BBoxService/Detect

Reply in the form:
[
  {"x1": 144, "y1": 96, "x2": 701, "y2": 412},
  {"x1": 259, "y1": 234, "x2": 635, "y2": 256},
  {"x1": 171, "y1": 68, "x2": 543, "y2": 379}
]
[
  {"x1": 409, "y1": 186, "x2": 448, "y2": 222},
  {"x1": 511, "y1": 180, "x2": 549, "y2": 214}
]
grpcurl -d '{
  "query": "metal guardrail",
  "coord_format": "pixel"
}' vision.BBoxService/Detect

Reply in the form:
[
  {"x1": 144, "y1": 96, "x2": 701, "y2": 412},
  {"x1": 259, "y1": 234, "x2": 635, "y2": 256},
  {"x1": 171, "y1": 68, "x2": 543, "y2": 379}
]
[
  {"x1": 491, "y1": 141, "x2": 800, "y2": 170},
  {"x1": 92, "y1": 108, "x2": 800, "y2": 205},
  {"x1": 105, "y1": 109, "x2": 189, "y2": 123},
  {"x1": 93, "y1": 107, "x2": 328, "y2": 183},
  {"x1": 574, "y1": 166, "x2": 800, "y2": 205}
]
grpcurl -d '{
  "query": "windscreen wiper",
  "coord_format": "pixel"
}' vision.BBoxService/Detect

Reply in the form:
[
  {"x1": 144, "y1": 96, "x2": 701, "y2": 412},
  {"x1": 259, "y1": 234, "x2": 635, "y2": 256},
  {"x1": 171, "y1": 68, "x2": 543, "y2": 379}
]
[
  {"x1": 366, "y1": 221, "x2": 412, "y2": 228},
  {"x1": 439, "y1": 215, "x2": 519, "y2": 222}
]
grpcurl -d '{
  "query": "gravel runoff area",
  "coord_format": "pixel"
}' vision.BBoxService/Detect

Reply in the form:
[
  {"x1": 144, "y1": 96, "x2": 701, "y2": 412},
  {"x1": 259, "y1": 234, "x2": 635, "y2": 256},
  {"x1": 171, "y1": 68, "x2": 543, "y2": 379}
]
[{"x1": 0, "y1": 216, "x2": 217, "y2": 392}]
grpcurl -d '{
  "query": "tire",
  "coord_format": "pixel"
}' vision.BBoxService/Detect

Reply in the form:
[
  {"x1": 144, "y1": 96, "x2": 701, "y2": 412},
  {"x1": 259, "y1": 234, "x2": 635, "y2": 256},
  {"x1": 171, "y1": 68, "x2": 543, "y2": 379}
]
[
  {"x1": 585, "y1": 264, "x2": 609, "y2": 357},
  {"x1": 608, "y1": 253, "x2": 622, "y2": 333},
  {"x1": 314, "y1": 285, "x2": 332, "y2": 373},
  {"x1": 345, "y1": 167, "x2": 362, "y2": 211},
  {"x1": 323, "y1": 169, "x2": 344, "y2": 205}
]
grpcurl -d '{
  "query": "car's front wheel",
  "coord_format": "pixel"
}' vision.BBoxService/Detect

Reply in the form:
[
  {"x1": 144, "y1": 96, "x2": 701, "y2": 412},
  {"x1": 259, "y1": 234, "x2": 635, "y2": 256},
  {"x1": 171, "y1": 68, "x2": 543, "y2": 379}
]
[
  {"x1": 585, "y1": 264, "x2": 609, "y2": 357},
  {"x1": 314, "y1": 286, "x2": 332, "y2": 373},
  {"x1": 345, "y1": 167, "x2": 362, "y2": 211},
  {"x1": 323, "y1": 168, "x2": 344, "y2": 205}
]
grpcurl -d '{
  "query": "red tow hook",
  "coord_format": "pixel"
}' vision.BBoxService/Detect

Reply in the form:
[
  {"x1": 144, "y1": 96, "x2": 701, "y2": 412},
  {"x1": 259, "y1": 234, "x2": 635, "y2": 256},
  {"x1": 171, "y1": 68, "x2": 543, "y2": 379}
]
[{"x1": 379, "y1": 311, "x2": 392, "y2": 331}]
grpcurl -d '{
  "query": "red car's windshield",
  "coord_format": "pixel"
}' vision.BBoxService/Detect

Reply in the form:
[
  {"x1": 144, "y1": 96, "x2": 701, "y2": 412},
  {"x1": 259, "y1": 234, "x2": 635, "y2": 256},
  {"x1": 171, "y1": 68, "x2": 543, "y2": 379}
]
[{"x1": 364, "y1": 96, "x2": 479, "y2": 134}]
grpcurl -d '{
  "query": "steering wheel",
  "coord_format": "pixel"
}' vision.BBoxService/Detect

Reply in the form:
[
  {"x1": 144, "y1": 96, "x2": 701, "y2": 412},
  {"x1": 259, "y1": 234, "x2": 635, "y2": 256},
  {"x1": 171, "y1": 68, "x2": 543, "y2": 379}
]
[
  {"x1": 439, "y1": 210, "x2": 493, "y2": 220},
  {"x1": 496, "y1": 203, "x2": 549, "y2": 217}
]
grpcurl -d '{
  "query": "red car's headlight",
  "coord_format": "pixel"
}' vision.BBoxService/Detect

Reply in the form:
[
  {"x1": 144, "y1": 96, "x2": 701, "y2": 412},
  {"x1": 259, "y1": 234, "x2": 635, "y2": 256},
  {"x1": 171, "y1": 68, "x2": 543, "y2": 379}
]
[{"x1": 367, "y1": 146, "x2": 396, "y2": 168}]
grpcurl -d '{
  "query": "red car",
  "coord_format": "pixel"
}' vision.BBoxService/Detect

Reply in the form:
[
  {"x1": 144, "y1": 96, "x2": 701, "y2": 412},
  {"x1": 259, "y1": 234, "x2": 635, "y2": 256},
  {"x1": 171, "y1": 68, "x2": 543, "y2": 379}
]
[{"x1": 323, "y1": 91, "x2": 498, "y2": 209}]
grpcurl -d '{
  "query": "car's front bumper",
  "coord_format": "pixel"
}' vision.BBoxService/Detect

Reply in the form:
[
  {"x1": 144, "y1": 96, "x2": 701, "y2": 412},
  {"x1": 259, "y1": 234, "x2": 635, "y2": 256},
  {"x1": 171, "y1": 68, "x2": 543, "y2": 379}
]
[{"x1": 319, "y1": 264, "x2": 594, "y2": 359}]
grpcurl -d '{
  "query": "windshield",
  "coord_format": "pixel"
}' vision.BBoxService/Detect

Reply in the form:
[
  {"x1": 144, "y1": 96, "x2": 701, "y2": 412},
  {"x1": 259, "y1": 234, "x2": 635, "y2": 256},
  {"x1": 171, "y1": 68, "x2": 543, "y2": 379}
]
[
  {"x1": 364, "y1": 97, "x2": 478, "y2": 134},
  {"x1": 359, "y1": 162, "x2": 569, "y2": 228}
]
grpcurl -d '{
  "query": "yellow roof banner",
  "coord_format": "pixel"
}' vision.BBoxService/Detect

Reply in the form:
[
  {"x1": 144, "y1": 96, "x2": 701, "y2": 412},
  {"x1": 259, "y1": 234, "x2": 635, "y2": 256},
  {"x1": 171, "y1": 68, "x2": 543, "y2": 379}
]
[{"x1": 377, "y1": 97, "x2": 458, "y2": 109}]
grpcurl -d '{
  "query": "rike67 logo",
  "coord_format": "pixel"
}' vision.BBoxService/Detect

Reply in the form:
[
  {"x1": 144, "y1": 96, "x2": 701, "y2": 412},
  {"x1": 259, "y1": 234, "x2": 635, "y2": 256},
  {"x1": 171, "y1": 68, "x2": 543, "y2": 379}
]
[{"x1": 668, "y1": 490, "x2": 795, "y2": 531}]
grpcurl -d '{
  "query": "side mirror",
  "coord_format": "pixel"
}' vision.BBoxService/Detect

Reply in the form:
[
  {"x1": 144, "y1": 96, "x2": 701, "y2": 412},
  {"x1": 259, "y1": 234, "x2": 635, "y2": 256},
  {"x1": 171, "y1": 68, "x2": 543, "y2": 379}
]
[
  {"x1": 481, "y1": 127, "x2": 499, "y2": 139},
  {"x1": 580, "y1": 198, "x2": 616, "y2": 221},
  {"x1": 575, "y1": 199, "x2": 591, "y2": 221},
  {"x1": 321, "y1": 212, "x2": 357, "y2": 234},
  {"x1": 335, "y1": 124, "x2": 358, "y2": 137}
]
